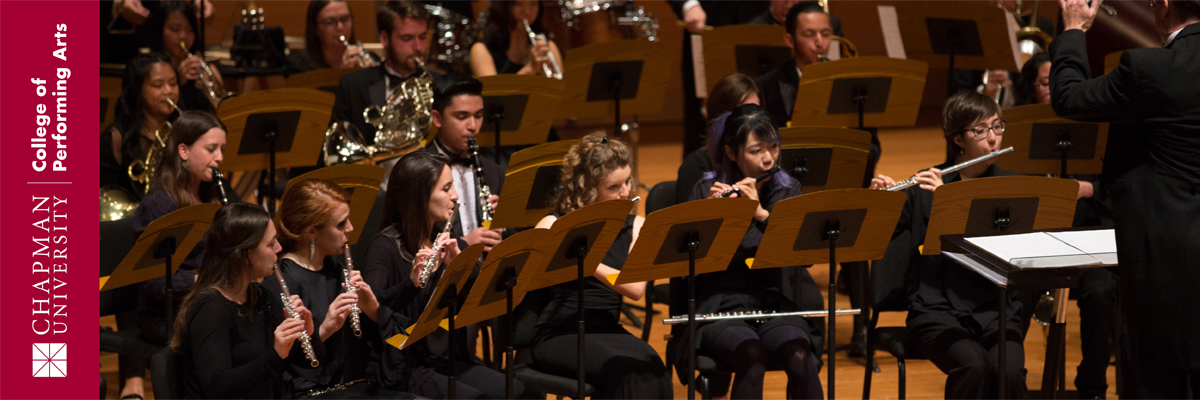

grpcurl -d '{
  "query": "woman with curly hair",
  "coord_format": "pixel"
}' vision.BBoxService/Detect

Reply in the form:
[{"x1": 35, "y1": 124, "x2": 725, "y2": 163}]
[{"x1": 529, "y1": 132, "x2": 672, "y2": 399}]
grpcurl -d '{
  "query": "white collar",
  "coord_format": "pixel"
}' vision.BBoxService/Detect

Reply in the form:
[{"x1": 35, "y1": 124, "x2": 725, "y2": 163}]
[{"x1": 1166, "y1": 27, "x2": 1185, "y2": 46}]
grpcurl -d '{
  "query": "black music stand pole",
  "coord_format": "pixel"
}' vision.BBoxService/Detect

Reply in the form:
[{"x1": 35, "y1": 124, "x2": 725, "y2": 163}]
[
  {"x1": 156, "y1": 237, "x2": 178, "y2": 397},
  {"x1": 568, "y1": 237, "x2": 589, "y2": 399},
  {"x1": 437, "y1": 283, "x2": 460, "y2": 400},
  {"x1": 685, "y1": 232, "x2": 700, "y2": 400},
  {"x1": 490, "y1": 106, "x2": 504, "y2": 166},
  {"x1": 824, "y1": 221, "x2": 840, "y2": 400},
  {"x1": 501, "y1": 269, "x2": 517, "y2": 400},
  {"x1": 612, "y1": 75, "x2": 622, "y2": 139},
  {"x1": 266, "y1": 126, "x2": 277, "y2": 215}
]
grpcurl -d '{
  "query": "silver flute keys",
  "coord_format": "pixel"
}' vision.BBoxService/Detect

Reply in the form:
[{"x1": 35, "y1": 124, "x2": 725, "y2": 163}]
[
  {"x1": 342, "y1": 244, "x2": 363, "y2": 338},
  {"x1": 886, "y1": 146, "x2": 1015, "y2": 191},
  {"x1": 419, "y1": 202, "x2": 457, "y2": 288},
  {"x1": 523, "y1": 19, "x2": 562, "y2": 79},
  {"x1": 467, "y1": 138, "x2": 494, "y2": 229},
  {"x1": 274, "y1": 263, "x2": 319, "y2": 367}
]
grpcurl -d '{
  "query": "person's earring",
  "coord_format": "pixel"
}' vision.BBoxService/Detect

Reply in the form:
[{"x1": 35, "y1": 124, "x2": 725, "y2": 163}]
[
  {"x1": 310, "y1": 237, "x2": 316, "y2": 262},
  {"x1": 182, "y1": 159, "x2": 189, "y2": 168}
]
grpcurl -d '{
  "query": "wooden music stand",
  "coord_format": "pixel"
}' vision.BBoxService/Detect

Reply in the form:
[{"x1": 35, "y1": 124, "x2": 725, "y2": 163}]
[
  {"x1": 100, "y1": 203, "x2": 221, "y2": 292},
  {"x1": 476, "y1": 75, "x2": 564, "y2": 152},
  {"x1": 700, "y1": 24, "x2": 791, "y2": 96},
  {"x1": 490, "y1": 140, "x2": 579, "y2": 229},
  {"x1": 778, "y1": 127, "x2": 872, "y2": 193},
  {"x1": 750, "y1": 189, "x2": 906, "y2": 400},
  {"x1": 894, "y1": 1, "x2": 1021, "y2": 93},
  {"x1": 385, "y1": 243, "x2": 484, "y2": 400},
  {"x1": 790, "y1": 57, "x2": 928, "y2": 129},
  {"x1": 455, "y1": 229, "x2": 554, "y2": 399},
  {"x1": 997, "y1": 104, "x2": 1108, "y2": 177},
  {"x1": 514, "y1": 198, "x2": 636, "y2": 399},
  {"x1": 612, "y1": 197, "x2": 760, "y2": 400},
  {"x1": 559, "y1": 40, "x2": 674, "y2": 136},
  {"x1": 923, "y1": 176, "x2": 1078, "y2": 398},
  {"x1": 218, "y1": 88, "x2": 334, "y2": 213},
  {"x1": 1104, "y1": 50, "x2": 1125, "y2": 75},
  {"x1": 284, "y1": 67, "x2": 363, "y2": 93},
  {"x1": 285, "y1": 164, "x2": 385, "y2": 245}
]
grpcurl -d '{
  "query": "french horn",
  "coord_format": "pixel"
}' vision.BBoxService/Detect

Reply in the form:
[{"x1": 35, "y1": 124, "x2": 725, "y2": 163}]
[{"x1": 325, "y1": 57, "x2": 432, "y2": 165}]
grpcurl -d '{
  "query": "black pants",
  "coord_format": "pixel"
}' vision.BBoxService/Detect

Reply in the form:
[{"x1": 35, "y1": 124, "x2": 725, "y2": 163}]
[
  {"x1": 908, "y1": 310, "x2": 1028, "y2": 399},
  {"x1": 1075, "y1": 267, "x2": 1119, "y2": 396},
  {"x1": 408, "y1": 362, "x2": 530, "y2": 399},
  {"x1": 532, "y1": 331, "x2": 672, "y2": 399},
  {"x1": 701, "y1": 323, "x2": 822, "y2": 399}
]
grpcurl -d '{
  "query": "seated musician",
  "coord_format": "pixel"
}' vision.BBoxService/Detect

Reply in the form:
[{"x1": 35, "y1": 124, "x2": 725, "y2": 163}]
[
  {"x1": 172, "y1": 203, "x2": 324, "y2": 398},
  {"x1": 101, "y1": 52, "x2": 180, "y2": 200},
  {"x1": 289, "y1": 0, "x2": 381, "y2": 73},
  {"x1": 755, "y1": 1, "x2": 829, "y2": 128},
  {"x1": 360, "y1": 151, "x2": 527, "y2": 398},
  {"x1": 869, "y1": 91, "x2": 1029, "y2": 398},
  {"x1": 676, "y1": 73, "x2": 762, "y2": 206},
  {"x1": 141, "y1": 0, "x2": 226, "y2": 113},
  {"x1": 530, "y1": 132, "x2": 673, "y2": 399},
  {"x1": 469, "y1": 0, "x2": 563, "y2": 77},
  {"x1": 748, "y1": 0, "x2": 843, "y2": 35},
  {"x1": 330, "y1": 1, "x2": 438, "y2": 150},
  {"x1": 672, "y1": 104, "x2": 824, "y2": 399},
  {"x1": 423, "y1": 76, "x2": 505, "y2": 250}
]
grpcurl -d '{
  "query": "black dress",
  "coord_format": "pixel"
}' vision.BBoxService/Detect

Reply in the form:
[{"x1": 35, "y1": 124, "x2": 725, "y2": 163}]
[
  {"x1": 99, "y1": 125, "x2": 145, "y2": 198},
  {"x1": 530, "y1": 214, "x2": 673, "y2": 399},
  {"x1": 894, "y1": 163, "x2": 1031, "y2": 398},
  {"x1": 178, "y1": 284, "x2": 325, "y2": 399},
  {"x1": 260, "y1": 258, "x2": 374, "y2": 397},
  {"x1": 360, "y1": 225, "x2": 520, "y2": 399},
  {"x1": 482, "y1": 41, "x2": 524, "y2": 75}
]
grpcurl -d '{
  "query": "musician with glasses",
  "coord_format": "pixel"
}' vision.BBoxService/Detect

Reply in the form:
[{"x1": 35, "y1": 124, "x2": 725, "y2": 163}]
[
  {"x1": 289, "y1": 0, "x2": 381, "y2": 73},
  {"x1": 672, "y1": 104, "x2": 824, "y2": 399},
  {"x1": 469, "y1": 0, "x2": 563, "y2": 77},
  {"x1": 330, "y1": 1, "x2": 439, "y2": 149},
  {"x1": 870, "y1": 92, "x2": 1030, "y2": 399},
  {"x1": 140, "y1": 0, "x2": 226, "y2": 113}
]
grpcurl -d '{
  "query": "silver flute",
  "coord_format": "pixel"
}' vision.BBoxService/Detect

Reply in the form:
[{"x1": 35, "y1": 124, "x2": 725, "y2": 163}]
[
  {"x1": 662, "y1": 309, "x2": 861, "y2": 325},
  {"x1": 274, "y1": 263, "x2": 319, "y2": 367},
  {"x1": 886, "y1": 146, "x2": 1014, "y2": 191},
  {"x1": 342, "y1": 244, "x2": 362, "y2": 338},
  {"x1": 419, "y1": 202, "x2": 457, "y2": 288},
  {"x1": 467, "y1": 138, "x2": 494, "y2": 229},
  {"x1": 523, "y1": 19, "x2": 562, "y2": 79}
]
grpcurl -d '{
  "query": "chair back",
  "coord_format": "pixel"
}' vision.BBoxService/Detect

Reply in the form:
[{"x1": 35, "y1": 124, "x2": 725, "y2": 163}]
[
  {"x1": 870, "y1": 230, "x2": 916, "y2": 312},
  {"x1": 646, "y1": 181, "x2": 677, "y2": 214}
]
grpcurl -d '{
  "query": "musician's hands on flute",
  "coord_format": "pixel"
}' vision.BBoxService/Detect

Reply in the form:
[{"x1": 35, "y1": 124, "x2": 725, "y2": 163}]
[
  {"x1": 320, "y1": 291, "x2": 359, "y2": 340},
  {"x1": 274, "y1": 295, "x2": 314, "y2": 359},
  {"x1": 869, "y1": 174, "x2": 897, "y2": 190},
  {"x1": 410, "y1": 233, "x2": 459, "y2": 287},
  {"x1": 1061, "y1": 0, "x2": 1102, "y2": 32},
  {"x1": 344, "y1": 270, "x2": 381, "y2": 322},
  {"x1": 872, "y1": 168, "x2": 945, "y2": 192}
]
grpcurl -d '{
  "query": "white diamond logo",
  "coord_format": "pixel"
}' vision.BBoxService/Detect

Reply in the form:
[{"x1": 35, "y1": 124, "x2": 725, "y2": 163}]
[{"x1": 33, "y1": 343, "x2": 66, "y2": 377}]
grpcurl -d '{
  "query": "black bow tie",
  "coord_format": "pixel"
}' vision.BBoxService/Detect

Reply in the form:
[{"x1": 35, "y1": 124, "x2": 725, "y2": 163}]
[{"x1": 448, "y1": 155, "x2": 473, "y2": 167}]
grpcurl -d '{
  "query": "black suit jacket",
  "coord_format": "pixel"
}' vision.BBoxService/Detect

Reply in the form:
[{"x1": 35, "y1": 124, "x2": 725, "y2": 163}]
[
  {"x1": 422, "y1": 139, "x2": 505, "y2": 239},
  {"x1": 1050, "y1": 23, "x2": 1200, "y2": 371},
  {"x1": 756, "y1": 59, "x2": 799, "y2": 127}
]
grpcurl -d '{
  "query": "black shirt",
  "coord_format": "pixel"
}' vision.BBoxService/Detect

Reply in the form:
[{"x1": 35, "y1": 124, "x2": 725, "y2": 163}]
[{"x1": 179, "y1": 284, "x2": 324, "y2": 399}]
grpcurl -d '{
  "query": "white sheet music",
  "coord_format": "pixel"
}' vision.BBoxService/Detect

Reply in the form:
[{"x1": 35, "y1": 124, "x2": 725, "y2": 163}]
[
  {"x1": 965, "y1": 232, "x2": 1104, "y2": 269},
  {"x1": 1048, "y1": 230, "x2": 1118, "y2": 265},
  {"x1": 877, "y1": 5, "x2": 906, "y2": 59}
]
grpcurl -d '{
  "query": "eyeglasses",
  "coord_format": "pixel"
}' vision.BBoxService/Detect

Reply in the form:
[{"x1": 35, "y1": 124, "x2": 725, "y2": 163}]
[
  {"x1": 966, "y1": 121, "x2": 1005, "y2": 140},
  {"x1": 319, "y1": 15, "x2": 353, "y2": 27}
]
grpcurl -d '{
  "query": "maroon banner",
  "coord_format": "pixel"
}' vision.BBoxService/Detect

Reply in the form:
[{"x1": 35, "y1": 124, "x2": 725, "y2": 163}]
[{"x1": 0, "y1": 2, "x2": 99, "y2": 398}]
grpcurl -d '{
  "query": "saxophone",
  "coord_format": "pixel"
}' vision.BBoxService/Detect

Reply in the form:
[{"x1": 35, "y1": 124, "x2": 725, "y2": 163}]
[
  {"x1": 467, "y1": 138, "x2": 494, "y2": 229},
  {"x1": 342, "y1": 244, "x2": 362, "y2": 337},
  {"x1": 419, "y1": 202, "x2": 457, "y2": 288},
  {"x1": 274, "y1": 263, "x2": 319, "y2": 367}
]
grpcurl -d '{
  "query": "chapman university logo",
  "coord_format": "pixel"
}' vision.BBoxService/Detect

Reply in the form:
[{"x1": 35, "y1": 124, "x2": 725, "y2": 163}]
[{"x1": 33, "y1": 343, "x2": 66, "y2": 377}]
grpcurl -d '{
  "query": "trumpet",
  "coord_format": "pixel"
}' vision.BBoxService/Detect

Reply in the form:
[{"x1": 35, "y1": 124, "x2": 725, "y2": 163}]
[
  {"x1": 342, "y1": 244, "x2": 362, "y2": 338},
  {"x1": 339, "y1": 35, "x2": 371, "y2": 68},
  {"x1": 128, "y1": 98, "x2": 181, "y2": 193},
  {"x1": 179, "y1": 41, "x2": 234, "y2": 110},
  {"x1": 885, "y1": 146, "x2": 1014, "y2": 191},
  {"x1": 419, "y1": 202, "x2": 457, "y2": 288},
  {"x1": 523, "y1": 19, "x2": 562, "y2": 79},
  {"x1": 274, "y1": 263, "x2": 319, "y2": 367},
  {"x1": 467, "y1": 138, "x2": 494, "y2": 229}
]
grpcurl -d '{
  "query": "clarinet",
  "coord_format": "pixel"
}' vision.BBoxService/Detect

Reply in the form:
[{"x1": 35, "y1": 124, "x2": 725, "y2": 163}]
[
  {"x1": 274, "y1": 263, "x2": 319, "y2": 367},
  {"x1": 211, "y1": 167, "x2": 230, "y2": 206},
  {"x1": 467, "y1": 138, "x2": 495, "y2": 229},
  {"x1": 342, "y1": 244, "x2": 362, "y2": 338},
  {"x1": 419, "y1": 202, "x2": 457, "y2": 288}
]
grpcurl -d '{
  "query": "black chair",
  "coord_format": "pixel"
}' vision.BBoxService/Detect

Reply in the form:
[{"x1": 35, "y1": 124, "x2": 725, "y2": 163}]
[
  {"x1": 862, "y1": 230, "x2": 927, "y2": 399},
  {"x1": 500, "y1": 290, "x2": 596, "y2": 400},
  {"x1": 99, "y1": 219, "x2": 164, "y2": 392},
  {"x1": 632, "y1": 180, "x2": 677, "y2": 342},
  {"x1": 149, "y1": 347, "x2": 181, "y2": 399}
]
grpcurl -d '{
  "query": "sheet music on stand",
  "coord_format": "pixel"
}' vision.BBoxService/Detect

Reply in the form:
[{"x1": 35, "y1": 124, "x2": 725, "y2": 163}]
[{"x1": 963, "y1": 229, "x2": 1117, "y2": 269}]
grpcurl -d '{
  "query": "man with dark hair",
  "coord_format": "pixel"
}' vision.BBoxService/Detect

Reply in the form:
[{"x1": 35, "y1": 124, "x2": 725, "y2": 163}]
[
  {"x1": 423, "y1": 75, "x2": 505, "y2": 251},
  {"x1": 330, "y1": 0, "x2": 435, "y2": 146},
  {"x1": 755, "y1": 1, "x2": 830, "y2": 127},
  {"x1": 1052, "y1": 0, "x2": 1200, "y2": 397},
  {"x1": 749, "y1": 0, "x2": 843, "y2": 34}
]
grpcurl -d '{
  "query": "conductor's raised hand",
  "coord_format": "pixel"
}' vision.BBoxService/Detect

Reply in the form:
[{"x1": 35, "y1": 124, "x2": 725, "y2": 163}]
[{"x1": 1061, "y1": 0, "x2": 1101, "y2": 32}]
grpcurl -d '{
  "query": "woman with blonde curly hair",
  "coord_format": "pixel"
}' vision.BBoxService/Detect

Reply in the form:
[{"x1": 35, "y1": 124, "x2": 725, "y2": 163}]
[{"x1": 530, "y1": 132, "x2": 672, "y2": 399}]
